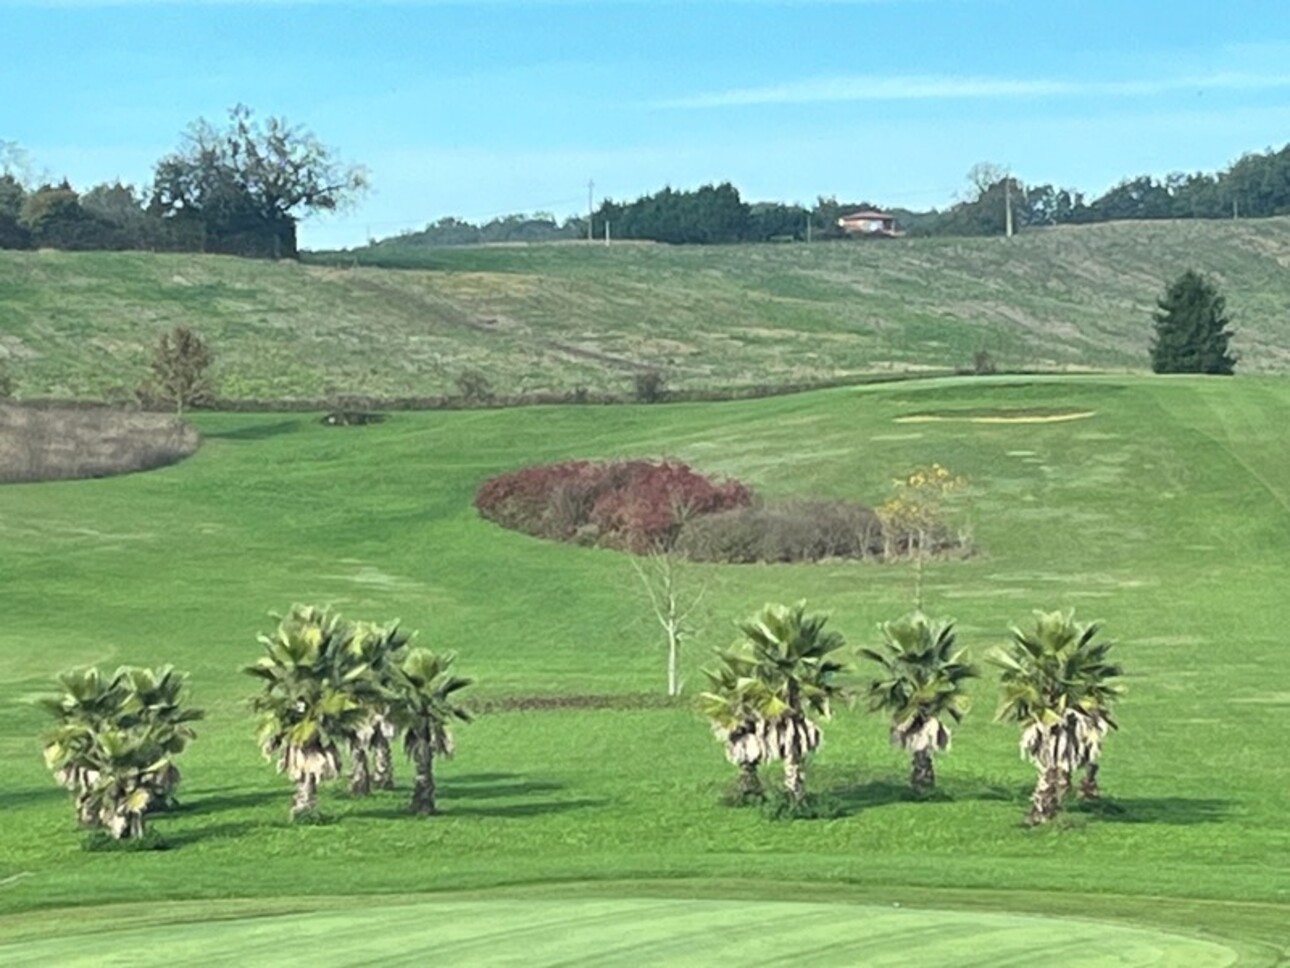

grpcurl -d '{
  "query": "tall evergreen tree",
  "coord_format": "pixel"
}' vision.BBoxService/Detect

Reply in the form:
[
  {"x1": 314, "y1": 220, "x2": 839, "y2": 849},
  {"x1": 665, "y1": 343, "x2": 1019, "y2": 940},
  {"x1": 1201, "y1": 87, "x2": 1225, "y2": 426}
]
[{"x1": 1150, "y1": 271, "x2": 1237, "y2": 374}]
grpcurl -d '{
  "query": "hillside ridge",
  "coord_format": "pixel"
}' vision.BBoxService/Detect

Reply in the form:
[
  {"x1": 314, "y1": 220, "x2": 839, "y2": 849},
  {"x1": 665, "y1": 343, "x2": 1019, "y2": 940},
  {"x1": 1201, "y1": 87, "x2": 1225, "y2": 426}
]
[{"x1": 3, "y1": 216, "x2": 1290, "y2": 401}]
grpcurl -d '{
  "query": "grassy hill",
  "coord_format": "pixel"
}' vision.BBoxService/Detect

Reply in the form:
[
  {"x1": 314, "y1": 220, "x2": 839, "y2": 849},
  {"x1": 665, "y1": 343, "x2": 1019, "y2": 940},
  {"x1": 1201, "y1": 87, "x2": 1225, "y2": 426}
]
[
  {"x1": 1, "y1": 375, "x2": 1289, "y2": 960},
  {"x1": 4, "y1": 217, "x2": 1290, "y2": 401}
]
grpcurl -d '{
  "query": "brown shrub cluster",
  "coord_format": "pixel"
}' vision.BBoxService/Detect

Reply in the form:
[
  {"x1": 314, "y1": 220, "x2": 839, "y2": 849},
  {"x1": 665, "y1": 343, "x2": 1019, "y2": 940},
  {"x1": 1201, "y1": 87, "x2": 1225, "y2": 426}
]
[
  {"x1": 474, "y1": 460, "x2": 904, "y2": 563},
  {"x1": 0, "y1": 405, "x2": 199, "y2": 483},
  {"x1": 675, "y1": 499, "x2": 884, "y2": 563},
  {"x1": 474, "y1": 459, "x2": 753, "y2": 552}
]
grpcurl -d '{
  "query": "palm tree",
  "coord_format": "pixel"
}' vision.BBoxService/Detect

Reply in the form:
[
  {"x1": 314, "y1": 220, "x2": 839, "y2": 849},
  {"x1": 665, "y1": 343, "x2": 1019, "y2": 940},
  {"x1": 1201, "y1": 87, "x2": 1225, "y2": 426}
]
[
  {"x1": 341, "y1": 621, "x2": 411, "y2": 795},
  {"x1": 40, "y1": 665, "x2": 202, "y2": 838},
  {"x1": 734, "y1": 602, "x2": 847, "y2": 802},
  {"x1": 114, "y1": 665, "x2": 204, "y2": 809},
  {"x1": 39, "y1": 666, "x2": 126, "y2": 825},
  {"x1": 860, "y1": 613, "x2": 977, "y2": 791},
  {"x1": 698, "y1": 649, "x2": 768, "y2": 800},
  {"x1": 391, "y1": 648, "x2": 472, "y2": 815},
  {"x1": 245, "y1": 605, "x2": 371, "y2": 819},
  {"x1": 990, "y1": 610, "x2": 1123, "y2": 825},
  {"x1": 79, "y1": 723, "x2": 171, "y2": 840}
]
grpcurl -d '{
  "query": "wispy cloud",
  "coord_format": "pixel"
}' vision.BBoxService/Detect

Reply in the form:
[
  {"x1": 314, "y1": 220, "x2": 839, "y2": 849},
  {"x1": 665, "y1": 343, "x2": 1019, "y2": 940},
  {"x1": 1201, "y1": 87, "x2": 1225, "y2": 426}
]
[{"x1": 659, "y1": 72, "x2": 1290, "y2": 109}]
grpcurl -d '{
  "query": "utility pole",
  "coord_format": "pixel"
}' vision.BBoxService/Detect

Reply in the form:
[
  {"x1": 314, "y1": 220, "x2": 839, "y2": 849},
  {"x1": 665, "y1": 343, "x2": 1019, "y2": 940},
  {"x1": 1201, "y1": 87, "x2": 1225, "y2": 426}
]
[
  {"x1": 1005, "y1": 175, "x2": 1015, "y2": 238},
  {"x1": 805, "y1": 210, "x2": 812, "y2": 244},
  {"x1": 604, "y1": 220, "x2": 611, "y2": 246},
  {"x1": 587, "y1": 179, "x2": 595, "y2": 242}
]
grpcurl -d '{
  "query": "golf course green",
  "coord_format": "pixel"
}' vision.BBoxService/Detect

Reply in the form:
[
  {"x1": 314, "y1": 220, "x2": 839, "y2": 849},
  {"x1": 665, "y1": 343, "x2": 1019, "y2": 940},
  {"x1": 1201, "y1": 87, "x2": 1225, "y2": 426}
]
[
  {"x1": 0, "y1": 893, "x2": 1240, "y2": 966},
  {"x1": 2, "y1": 374, "x2": 1289, "y2": 962}
]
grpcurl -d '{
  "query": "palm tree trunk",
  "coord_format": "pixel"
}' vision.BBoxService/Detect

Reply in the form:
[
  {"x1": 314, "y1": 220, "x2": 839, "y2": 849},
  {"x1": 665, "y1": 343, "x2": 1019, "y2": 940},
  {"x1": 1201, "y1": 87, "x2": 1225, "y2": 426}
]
[
  {"x1": 75, "y1": 792, "x2": 97, "y2": 827},
  {"x1": 1056, "y1": 767, "x2": 1072, "y2": 801},
  {"x1": 736, "y1": 761, "x2": 763, "y2": 799},
  {"x1": 348, "y1": 743, "x2": 371, "y2": 796},
  {"x1": 911, "y1": 749, "x2": 936, "y2": 791},
  {"x1": 1079, "y1": 762, "x2": 1101, "y2": 800},
  {"x1": 291, "y1": 773, "x2": 318, "y2": 819},
  {"x1": 1026, "y1": 764, "x2": 1062, "y2": 825},
  {"x1": 371, "y1": 729, "x2": 395, "y2": 790},
  {"x1": 411, "y1": 745, "x2": 437, "y2": 815},
  {"x1": 783, "y1": 754, "x2": 805, "y2": 801}
]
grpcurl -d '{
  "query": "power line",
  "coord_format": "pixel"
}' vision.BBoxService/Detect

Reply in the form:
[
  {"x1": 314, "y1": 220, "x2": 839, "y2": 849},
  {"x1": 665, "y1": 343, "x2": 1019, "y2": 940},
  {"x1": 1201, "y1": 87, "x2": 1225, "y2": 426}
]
[{"x1": 358, "y1": 195, "x2": 588, "y2": 233}]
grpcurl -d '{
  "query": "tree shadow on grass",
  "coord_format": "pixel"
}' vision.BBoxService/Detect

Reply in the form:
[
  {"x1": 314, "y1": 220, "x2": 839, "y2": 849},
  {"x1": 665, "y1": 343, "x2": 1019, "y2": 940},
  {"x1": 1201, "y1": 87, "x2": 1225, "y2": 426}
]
[
  {"x1": 440, "y1": 778, "x2": 565, "y2": 801},
  {"x1": 169, "y1": 788, "x2": 284, "y2": 815},
  {"x1": 827, "y1": 776, "x2": 1232, "y2": 826},
  {"x1": 441, "y1": 772, "x2": 521, "y2": 784},
  {"x1": 348, "y1": 774, "x2": 603, "y2": 821},
  {"x1": 0, "y1": 786, "x2": 66, "y2": 809},
  {"x1": 204, "y1": 420, "x2": 301, "y2": 442},
  {"x1": 1071, "y1": 796, "x2": 1231, "y2": 825},
  {"x1": 334, "y1": 773, "x2": 567, "y2": 805},
  {"x1": 163, "y1": 820, "x2": 265, "y2": 847},
  {"x1": 826, "y1": 777, "x2": 1023, "y2": 815},
  {"x1": 444, "y1": 797, "x2": 606, "y2": 819}
]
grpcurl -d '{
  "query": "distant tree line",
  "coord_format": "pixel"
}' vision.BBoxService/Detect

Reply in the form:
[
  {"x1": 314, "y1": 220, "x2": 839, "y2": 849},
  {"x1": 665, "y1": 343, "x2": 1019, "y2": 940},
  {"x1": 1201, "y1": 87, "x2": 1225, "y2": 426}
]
[
  {"x1": 380, "y1": 212, "x2": 587, "y2": 247},
  {"x1": 923, "y1": 147, "x2": 1290, "y2": 237},
  {"x1": 378, "y1": 139, "x2": 1290, "y2": 248},
  {"x1": 13, "y1": 124, "x2": 1290, "y2": 255},
  {"x1": 391, "y1": 185, "x2": 895, "y2": 248},
  {"x1": 0, "y1": 106, "x2": 365, "y2": 259},
  {"x1": 592, "y1": 182, "x2": 807, "y2": 244}
]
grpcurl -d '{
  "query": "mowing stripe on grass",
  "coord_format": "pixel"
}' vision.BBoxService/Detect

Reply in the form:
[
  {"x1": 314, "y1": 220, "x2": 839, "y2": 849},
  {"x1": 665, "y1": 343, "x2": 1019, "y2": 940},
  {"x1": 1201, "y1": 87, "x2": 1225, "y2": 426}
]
[{"x1": 0, "y1": 897, "x2": 1237, "y2": 966}]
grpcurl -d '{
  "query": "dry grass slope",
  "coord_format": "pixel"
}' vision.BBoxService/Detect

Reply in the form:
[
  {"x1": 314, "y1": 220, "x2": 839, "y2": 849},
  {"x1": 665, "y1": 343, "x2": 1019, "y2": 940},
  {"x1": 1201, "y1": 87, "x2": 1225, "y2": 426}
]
[
  {"x1": 3, "y1": 216, "x2": 1290, "y2": 402},
  {"x1": 0, "y1": 405, "x2": 198, "y2": 483}
]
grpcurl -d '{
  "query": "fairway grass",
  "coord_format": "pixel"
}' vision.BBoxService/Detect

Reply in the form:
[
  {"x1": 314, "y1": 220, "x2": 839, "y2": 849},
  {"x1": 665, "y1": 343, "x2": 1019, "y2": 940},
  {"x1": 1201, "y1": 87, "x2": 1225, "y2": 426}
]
[
  {"x1": 0, "y1": 891, "x2": 1241, "y2": 966},
  {"x1": 2, "y1": 374, "x2": 1290, "y2": 960}
]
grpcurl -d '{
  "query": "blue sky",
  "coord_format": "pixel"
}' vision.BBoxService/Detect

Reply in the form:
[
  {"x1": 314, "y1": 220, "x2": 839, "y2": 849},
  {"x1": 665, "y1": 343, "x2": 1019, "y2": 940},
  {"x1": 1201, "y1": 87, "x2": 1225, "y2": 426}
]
[{"x1": 4, "y1": 0, "x2": 1290, "y2": 249}]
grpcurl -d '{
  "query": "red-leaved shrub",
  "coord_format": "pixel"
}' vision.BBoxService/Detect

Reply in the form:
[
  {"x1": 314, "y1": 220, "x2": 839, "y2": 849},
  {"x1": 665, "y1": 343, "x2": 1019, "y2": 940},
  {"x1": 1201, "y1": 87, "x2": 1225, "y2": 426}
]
[{"x1": 474, "y1": 458, "x2": 752, "y2": 552}]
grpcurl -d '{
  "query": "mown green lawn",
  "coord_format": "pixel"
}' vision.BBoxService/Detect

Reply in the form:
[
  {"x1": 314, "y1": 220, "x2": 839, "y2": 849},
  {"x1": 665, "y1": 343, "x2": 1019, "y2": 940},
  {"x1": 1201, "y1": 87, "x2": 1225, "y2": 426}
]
[
  {"x1": 1, "y1": 375, "x2": 1288, "y2": 961},
  {"x1": 0, "y1": 890, "x2": 1245, "y2": 966}
]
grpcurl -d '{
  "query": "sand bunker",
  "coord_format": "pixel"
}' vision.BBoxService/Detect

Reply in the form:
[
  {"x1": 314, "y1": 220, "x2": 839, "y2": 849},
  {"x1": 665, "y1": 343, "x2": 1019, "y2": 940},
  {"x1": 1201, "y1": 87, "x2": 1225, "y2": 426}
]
[{"x1": 895, "y1": 408, "x2": 1095, "y2": 424}]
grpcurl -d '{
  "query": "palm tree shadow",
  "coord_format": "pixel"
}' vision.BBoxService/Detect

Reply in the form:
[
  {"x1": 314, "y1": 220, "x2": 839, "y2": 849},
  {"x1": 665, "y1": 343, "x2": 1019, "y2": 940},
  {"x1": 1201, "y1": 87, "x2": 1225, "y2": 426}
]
[
  {"x1": 1071, "y1": 796, "x2": 1231, "y2": 825},
  {"x1": 0, "y1": 786, "x2": 67, "y2": 809},
  {"x1": 827, "y1": 780, "x2": 922, "y2": 813},
  {"x1": 443, "y1": 797, "x2": 605, "y2": 818},
  {"x1": 826, "y1": 777, "x2": 1024, "y2": 814},
  {"x1": 168, "y1": 788, "x2": 284, "y2": 815},
  {"x1": 204, "y1": 420, "x2": 301, "y2": 441},
  {"x1": 345, "y1": 774, "x2": 600, "y2": 819},
  {"x1": 163, "y1": 820, "x2": 265, "y2": 847},
  {"x1": 350, "y1": 797, "x2": 604, "y2": 820},
  {"x1": 441, "y1": 779, "x2": 564, "y2": 801},
  {"x1": 444, "y1": 772, "x2": 524, "y2": 784}
]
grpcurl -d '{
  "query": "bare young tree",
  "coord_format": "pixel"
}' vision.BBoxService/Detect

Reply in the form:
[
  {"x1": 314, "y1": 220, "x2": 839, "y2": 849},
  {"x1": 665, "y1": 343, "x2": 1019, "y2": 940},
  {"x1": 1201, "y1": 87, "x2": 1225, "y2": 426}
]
[{"x1": 630, "y1": 547, "x2": 706, "y2": 697}]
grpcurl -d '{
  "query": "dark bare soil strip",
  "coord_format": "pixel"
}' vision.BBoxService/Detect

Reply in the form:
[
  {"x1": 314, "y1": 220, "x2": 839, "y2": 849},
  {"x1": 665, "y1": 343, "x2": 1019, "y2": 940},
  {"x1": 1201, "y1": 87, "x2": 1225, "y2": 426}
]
[{"x1": 469, "y1": 693, "x2": 683, "y2": 714}]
